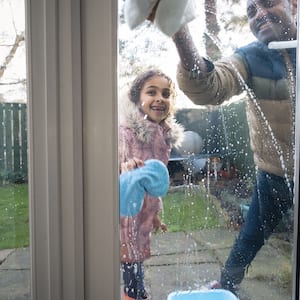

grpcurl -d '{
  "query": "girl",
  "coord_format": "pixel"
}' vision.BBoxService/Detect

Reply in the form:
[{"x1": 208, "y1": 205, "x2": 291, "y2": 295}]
[{"x1": 119, "y1": 69, "x2": 184, "y2": 300}]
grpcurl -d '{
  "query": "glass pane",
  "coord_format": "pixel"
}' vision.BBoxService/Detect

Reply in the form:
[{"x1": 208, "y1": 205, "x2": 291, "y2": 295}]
[
  {"x1": 118, "y1": 1, "x2": 296, "y2": 299},
  {"x1": 0, "y1": 0, "x2": 30, "y2": 298}
]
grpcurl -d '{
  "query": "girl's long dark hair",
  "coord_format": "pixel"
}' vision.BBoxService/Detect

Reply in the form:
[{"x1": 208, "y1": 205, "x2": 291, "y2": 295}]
[{"x1": 128, "y1": 69, "x2": 176, "y2": 104}]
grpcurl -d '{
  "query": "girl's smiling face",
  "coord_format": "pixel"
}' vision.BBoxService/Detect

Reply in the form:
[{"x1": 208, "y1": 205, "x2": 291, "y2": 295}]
[{"x1": 138, "y1": 75, "x2": 173, "y2": 124}]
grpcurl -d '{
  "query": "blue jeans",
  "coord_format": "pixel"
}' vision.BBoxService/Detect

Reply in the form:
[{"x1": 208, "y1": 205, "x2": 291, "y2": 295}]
[{"x1": 220, "y1": 169, "x2": 294, "y2": 292}]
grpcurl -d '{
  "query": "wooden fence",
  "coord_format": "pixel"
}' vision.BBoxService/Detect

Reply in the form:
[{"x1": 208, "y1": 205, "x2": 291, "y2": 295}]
[{"x1": 0, "y1": 103, "x2": 27, "y2": 184}]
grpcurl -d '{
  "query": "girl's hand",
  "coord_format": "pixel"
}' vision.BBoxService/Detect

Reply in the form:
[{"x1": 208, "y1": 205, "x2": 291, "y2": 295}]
[
  {"x1": 121, "y1": 157, "x2": 144, "y2": 173},
  {"x1": 160, "y1": 222, "x2": 167, "y2": 233},
  {"x1": 152, "y1": 214, "x2": 167, "y2": 234}
]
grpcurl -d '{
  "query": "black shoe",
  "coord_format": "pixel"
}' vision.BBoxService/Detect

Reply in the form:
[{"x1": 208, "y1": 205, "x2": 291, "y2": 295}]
[
  {"x1": 137, "y1": 289, "x2": 150, "y2": 300},
  {"x1": 236, "y1": 288, "x2": 252, "y2": 300},
  {"x1": 220, "y1": 266, "x2": 246, "y2": 295}
]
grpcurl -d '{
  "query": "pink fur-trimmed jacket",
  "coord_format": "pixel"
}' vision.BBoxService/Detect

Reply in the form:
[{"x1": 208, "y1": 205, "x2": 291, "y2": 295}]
[{"x1": 119, "y1": 94, "x2": 184, "y2": 263}]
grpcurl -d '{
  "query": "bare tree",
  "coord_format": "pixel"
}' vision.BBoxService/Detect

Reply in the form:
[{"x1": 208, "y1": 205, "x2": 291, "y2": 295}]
[
  {"x1": 0, "y1": 31, "x2": 25, "y2": 79},
  {"x1": 0, "y1": 0, "x2": 26, "y2": 102},
  {"x1": 204, "y1": 0, "x2": 221, "y2": 61}
]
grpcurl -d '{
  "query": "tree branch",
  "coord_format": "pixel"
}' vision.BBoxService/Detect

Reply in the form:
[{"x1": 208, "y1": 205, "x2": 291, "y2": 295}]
[{"x1": 0, "y1": 31, "x2": 25, "y2": 78}]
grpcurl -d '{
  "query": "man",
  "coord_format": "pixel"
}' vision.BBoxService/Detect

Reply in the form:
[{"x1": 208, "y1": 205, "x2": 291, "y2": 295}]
[{"x1": 172, "y1": 0, "x2": 296, "y2": 296}]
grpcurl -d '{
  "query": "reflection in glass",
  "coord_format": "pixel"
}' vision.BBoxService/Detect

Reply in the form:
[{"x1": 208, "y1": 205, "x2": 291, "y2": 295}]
[
  {"x1": 118, "y1": 1, "x2": 296, "y2": 299},
  {"x1": 0, "y1": 1, "x2": 30, "y2": 298}
]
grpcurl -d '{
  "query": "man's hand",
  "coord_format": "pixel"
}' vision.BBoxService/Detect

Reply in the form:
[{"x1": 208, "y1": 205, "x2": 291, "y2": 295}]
[{"x1": 147, "y1": 0, "x2": 160, "y2": 22}]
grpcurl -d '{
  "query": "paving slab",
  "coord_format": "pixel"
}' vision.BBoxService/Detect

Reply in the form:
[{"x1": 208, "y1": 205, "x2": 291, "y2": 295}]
[
  {"x1": 144, "y1": 229, "x2": 293, "y2": 300},
  {"x1": 0, "y1": 229, "x2": 293, "y2": 300},
  {"x1": 0, "y1": 249, "x2": 14, "y2": 265},
  {"x1": 0, "y1": 248, "x2": 30, "y2": 300},
  {"x1": 0, "y1": 248, "x2": 30, "y2": 270},
  {"x1": 145, "y1": 263, "x2": 221, "y2": 300},
  {"x1": 190, "y1": 228, "x2": 238, "y2": 250},
  {"x1": 150, "y1": 232, "x2": 202, "y2": 255}
]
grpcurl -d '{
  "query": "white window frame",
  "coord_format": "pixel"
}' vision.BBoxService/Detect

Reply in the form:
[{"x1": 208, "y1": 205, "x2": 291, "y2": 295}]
[
  {"x1": 26, "y1": 0, "x2": 118, "y2": 299},
  {"x1": 26, "y1": 0, "x2": 299, "y2": 299},
  {"x1": 293, "y1": 4, "x2": 300, "y2": 299}
]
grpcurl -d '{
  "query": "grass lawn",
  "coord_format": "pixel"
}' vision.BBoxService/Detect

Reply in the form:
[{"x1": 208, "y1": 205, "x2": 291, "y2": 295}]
[
  {"x1": 0, "y1": 184, "x2": 223, "y2": 249},
  {"x1": 161, "y1": 188, "x2": 224, "y2": 232},
  {"x1": 0, "y1": 183, "x2": 29, "y2": 250}
]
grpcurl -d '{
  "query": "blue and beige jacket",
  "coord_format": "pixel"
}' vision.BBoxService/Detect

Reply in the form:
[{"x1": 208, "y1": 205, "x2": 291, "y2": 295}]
[{"x1": 177, "y1": 41, "x2": 295, "y2": 178}]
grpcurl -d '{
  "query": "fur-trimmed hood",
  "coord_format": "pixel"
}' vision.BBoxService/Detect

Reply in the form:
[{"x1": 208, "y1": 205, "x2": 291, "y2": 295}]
[{"x1": 119, "y1": 92, "x2": 184, "y2": 149}]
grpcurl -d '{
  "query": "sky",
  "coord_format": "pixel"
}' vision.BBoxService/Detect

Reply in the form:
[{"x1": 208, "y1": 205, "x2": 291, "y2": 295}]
[
  {"x1": 118, "y1": 0, "x2": 255, "y2": 108},
  {"x1": 0, "y1": 0, "x2": 255, "y2": 104},
  {"x1": 0, "y1": 0, "x2": 26, "y2": 103}
]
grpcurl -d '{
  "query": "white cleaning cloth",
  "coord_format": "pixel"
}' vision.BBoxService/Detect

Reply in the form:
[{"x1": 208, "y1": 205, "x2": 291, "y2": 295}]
[
  {"x1": 154, "y1": 0, "x2": 197, "y2": 37},
  {"x1": 124, "y1": 0, "x2": 158, "y2": 30},
  {"x1": 123, "y1": 0, "x2": 197, "y2": 37}
]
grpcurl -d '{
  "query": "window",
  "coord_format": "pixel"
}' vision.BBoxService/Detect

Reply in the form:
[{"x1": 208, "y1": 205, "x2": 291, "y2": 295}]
[{"x1": 118, "y1": 1, "x2": 300, "y2": 299}]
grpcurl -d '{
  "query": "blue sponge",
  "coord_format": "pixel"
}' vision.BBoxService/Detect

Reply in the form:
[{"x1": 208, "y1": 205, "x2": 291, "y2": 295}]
[{"x1": 120, "y1": 159, "x2": 169, "y2": 217}]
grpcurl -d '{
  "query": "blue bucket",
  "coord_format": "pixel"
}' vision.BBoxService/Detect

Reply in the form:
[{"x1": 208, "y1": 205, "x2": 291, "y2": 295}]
[{"x1": 167, "y1": 289, "x2": 238, "y2": 300}]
